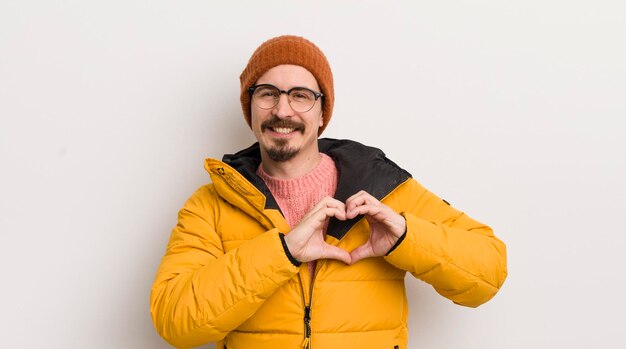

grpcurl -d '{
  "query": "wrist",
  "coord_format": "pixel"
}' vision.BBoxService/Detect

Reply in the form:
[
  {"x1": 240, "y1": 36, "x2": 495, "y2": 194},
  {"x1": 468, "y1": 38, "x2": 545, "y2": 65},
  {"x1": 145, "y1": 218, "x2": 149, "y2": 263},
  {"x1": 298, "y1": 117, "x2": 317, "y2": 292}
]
[
  {"x1": 386, "y1": 212, "x2": 408, "y2": 255},
  {"x1": 393, "y1": 212, "x2": 407, "y2": 238},
  {"x1": 386, "y1": 228, "x2": 407, "y2": 256},
  {"x1": 279, "y1": 233, "x2": 301, "y2": 267}
]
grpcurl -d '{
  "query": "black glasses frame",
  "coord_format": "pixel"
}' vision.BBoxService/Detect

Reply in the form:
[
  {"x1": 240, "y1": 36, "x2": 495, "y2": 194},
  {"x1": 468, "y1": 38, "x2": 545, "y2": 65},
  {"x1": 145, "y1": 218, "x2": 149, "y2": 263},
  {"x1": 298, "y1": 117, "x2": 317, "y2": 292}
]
[{"x1": 248, "y1": 84, "x2": 323, "y2": 112}]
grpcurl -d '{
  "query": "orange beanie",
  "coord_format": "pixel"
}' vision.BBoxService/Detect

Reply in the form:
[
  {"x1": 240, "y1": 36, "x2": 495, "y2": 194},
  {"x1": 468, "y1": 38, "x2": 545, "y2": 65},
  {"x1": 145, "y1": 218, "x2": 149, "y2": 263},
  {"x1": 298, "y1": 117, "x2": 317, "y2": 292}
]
[{"x1": 239, "y1": 35, "x2": 334, "y2": 135}]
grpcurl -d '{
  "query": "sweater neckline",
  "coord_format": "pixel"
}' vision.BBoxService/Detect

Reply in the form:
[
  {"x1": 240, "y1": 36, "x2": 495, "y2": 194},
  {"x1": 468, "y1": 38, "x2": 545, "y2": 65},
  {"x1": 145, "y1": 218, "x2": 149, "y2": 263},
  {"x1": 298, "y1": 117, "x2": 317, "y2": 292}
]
[{"x1": 256, "y1": 153, "x2": 336, "y2": 199}]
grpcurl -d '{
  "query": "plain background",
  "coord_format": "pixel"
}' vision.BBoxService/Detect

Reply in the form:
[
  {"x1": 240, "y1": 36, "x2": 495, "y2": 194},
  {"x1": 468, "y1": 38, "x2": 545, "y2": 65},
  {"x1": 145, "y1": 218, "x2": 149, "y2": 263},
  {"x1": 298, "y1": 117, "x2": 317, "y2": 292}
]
[{"x1": 1, "y1": 1, "x2": 625, "y2": 348}]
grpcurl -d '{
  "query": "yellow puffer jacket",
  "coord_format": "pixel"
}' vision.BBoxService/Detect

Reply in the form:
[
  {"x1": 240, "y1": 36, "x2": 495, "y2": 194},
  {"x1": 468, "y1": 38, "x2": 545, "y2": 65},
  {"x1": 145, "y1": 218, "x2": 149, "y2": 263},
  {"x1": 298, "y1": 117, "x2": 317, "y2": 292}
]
[{"x1": 151, "y1": 139, "x2": 507, "y2": 349}]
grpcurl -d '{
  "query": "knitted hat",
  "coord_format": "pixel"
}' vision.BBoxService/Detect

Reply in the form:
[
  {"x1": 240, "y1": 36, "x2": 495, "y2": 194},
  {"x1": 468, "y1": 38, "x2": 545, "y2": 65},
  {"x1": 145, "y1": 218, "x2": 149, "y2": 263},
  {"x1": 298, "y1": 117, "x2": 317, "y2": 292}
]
[{"x1": 240, "y1": 35, "x2": 334, "y2": 135}]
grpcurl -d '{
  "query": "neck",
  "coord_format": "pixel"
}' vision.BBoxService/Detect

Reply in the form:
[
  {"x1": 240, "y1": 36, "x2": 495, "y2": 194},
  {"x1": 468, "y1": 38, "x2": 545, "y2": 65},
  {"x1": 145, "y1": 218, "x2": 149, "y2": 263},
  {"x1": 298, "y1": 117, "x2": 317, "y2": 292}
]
[{"x1": 260, "y1": 149, "x2": 322, "y2": 179}]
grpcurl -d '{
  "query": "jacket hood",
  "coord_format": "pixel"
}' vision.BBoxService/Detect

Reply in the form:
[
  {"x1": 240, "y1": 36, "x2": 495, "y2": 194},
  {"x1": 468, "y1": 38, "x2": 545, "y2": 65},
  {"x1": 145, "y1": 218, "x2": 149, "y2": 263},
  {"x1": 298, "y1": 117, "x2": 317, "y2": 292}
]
[{"x1": 205, "y1": 138, "x2": 411, "y2": 240}]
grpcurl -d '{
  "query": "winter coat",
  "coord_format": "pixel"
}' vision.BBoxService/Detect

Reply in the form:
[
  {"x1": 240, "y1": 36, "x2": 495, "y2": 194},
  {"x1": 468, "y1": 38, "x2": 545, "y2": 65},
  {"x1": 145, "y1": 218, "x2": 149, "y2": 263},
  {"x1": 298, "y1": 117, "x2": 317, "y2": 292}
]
[{"x1": 150, "y1": 138, "x2": 508, "y2": 349}]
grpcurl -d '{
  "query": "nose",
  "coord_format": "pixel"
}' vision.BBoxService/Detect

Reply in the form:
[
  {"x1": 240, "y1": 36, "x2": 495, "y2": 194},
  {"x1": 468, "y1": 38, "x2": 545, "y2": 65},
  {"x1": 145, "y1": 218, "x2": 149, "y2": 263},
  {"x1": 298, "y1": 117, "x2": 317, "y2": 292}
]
[{"x1": 273, "y1": 93, "x2": 294, "y2": 118}]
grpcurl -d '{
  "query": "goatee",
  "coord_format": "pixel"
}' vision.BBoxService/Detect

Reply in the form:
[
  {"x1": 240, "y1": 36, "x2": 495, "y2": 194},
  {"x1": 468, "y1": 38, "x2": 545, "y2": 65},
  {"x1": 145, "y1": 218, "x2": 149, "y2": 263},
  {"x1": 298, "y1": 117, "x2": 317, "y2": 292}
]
[
  {"x1": 266, "y1": 138, "x2": 299, "y2": 162},
  {"x1": 261, "y1": 115, "x2": 305, "y2": 162}
]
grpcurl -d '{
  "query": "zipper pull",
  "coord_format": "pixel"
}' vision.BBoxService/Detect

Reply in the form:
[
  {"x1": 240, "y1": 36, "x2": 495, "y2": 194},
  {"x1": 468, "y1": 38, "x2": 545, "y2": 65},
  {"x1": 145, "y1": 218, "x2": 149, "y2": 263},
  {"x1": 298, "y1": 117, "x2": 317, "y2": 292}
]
[{"x1": 302, "y1": 306, "x2": 311, "y2": 348}]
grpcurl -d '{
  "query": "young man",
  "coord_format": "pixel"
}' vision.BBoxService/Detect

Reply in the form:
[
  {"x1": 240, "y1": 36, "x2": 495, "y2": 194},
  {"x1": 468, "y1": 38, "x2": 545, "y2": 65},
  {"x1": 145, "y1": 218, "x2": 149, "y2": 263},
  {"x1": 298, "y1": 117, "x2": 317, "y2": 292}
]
[{"x1": 151, "y1": 35, "x2": 507, "y2": 349}]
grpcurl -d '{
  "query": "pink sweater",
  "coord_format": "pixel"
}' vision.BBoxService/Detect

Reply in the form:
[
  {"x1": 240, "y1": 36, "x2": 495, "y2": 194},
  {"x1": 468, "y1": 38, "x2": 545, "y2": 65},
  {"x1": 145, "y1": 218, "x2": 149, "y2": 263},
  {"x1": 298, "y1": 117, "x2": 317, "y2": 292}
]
[{"x1": 257, "y1": 153, "x2": 338, "y2": 277}]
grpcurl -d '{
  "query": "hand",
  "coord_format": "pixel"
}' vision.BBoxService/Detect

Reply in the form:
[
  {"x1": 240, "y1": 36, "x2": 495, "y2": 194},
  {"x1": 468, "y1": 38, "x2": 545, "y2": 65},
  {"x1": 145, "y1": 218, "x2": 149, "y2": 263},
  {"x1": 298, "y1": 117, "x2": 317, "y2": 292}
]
[
  {"x1": 345, "y1": 190, "x2": 406, "y2": 264},
  {"x1": 283, "y1": 197, "x2": 351, "y2": 265}
]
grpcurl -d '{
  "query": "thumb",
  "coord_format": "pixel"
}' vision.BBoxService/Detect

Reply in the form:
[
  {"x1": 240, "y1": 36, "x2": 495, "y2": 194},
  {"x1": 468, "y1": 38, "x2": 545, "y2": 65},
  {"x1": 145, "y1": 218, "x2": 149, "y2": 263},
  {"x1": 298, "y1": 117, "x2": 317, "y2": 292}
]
[
  {"x1": 349, "y1": 242, "x2": 374, "y2": 265},
  {"x1": 320, "y1": 244, "x2": 352, "y2": 265}
]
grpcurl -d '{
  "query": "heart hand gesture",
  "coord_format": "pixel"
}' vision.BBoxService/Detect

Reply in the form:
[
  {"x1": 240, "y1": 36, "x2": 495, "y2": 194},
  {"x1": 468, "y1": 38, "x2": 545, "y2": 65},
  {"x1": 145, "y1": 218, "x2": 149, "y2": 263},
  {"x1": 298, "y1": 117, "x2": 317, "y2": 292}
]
[
  {"x1": 283, "y1": 196, "x2": 352, "y2": 265},
  {"x1": 345, "y1": 191, "x2": 406, "y2": 264},
  {"x1": 283, "y1": 191, "x2": 406, "y2": 265}
]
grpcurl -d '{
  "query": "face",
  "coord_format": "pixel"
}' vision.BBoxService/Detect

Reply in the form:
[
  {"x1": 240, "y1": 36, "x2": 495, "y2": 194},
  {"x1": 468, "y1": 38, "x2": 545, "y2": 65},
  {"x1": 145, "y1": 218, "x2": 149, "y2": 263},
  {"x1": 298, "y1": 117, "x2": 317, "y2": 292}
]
[{"x1": 250, "y1": 64, "x2": 324, "y2": 163}]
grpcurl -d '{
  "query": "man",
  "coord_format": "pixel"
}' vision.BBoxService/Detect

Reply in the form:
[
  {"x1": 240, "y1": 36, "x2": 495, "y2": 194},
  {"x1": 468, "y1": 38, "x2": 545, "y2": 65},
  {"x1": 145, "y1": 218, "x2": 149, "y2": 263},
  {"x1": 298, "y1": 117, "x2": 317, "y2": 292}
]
[{"x1": 151, "y1": 35, "x2": 507, "y2": 349}]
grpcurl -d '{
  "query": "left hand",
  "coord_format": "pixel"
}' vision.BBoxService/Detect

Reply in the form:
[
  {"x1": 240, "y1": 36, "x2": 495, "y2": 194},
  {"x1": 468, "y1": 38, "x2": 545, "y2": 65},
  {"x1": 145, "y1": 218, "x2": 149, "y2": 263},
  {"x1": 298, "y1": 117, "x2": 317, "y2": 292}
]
[{"x1": 345, "y1": 190, "x2": 406, "y2": 264}]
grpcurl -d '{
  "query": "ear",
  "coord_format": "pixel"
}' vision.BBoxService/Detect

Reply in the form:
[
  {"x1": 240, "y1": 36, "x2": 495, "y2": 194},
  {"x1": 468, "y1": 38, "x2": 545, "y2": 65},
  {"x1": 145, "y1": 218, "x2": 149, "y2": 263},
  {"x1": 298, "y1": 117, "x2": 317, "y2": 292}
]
[{"x1": 318, "y1": 112, "x2": 324, "y2": 128}]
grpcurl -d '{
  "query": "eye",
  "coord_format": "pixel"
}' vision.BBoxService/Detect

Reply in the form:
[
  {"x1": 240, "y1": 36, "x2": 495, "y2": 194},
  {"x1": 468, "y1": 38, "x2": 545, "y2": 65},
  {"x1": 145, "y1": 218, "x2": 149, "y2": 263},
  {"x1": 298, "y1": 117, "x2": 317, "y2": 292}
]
[
  {"x1": 254, "y1": 86, "x2": 279, "y2": 98},
  {"x1": 290, "y1": 89, "x2": 314, "y2": 101}
]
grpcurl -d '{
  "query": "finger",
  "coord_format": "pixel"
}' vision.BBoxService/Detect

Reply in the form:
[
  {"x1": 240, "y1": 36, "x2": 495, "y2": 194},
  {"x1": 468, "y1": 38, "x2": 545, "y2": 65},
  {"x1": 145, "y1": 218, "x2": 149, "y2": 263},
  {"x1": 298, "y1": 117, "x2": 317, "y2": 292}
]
[
  {"x1": 352, "y1": 205, "x2": 406, "y2": 238},
  {"x1": 345, "y1": 190, "x2": 374, "y2": 204},
  {"x1": 320, "y1": 244, "x2": 352, "y2": 264},
  {"x1": 346, "y1": 202, "x2": 388, "y2": 220},
  {"x1": 306, "y1": 205, "x2": 347, "y2": 228},
  {"x1": 302, "y1": 196, "x2": 346, "y2": 221},
  {"x1": 322, "y1": 206, "x2": 347, "y2": 221},
  {"x1": 345, "y1": 191, "x2": 379, "y2": 216},
  {"x1": 349, "y1": 242, "x2": 374, "y2": 265},
  {"x1": 345, "y1": 190, "x2": 372, "y2": 209}
]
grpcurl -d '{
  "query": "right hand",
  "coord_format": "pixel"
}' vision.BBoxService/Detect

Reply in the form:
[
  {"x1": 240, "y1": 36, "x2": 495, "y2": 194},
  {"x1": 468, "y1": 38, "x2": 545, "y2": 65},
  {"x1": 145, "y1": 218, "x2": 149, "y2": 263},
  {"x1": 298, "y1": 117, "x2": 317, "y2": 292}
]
[{"x1": 283, "y1": 196, "x2": 351, "y2": 265}]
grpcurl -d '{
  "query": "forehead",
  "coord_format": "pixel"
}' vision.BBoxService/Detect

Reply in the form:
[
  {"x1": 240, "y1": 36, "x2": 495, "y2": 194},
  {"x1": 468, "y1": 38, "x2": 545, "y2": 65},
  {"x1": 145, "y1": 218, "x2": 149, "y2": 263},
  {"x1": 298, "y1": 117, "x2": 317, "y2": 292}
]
[{"x1": 256, "y1": 64, "x2": 320, "y2": 90}]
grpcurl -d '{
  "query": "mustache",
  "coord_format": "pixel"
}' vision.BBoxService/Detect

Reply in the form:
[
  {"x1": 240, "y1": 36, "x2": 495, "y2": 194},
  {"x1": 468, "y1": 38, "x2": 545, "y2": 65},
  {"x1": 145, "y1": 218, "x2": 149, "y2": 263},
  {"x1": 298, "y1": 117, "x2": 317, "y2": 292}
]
[{"x1": 261, "y1": 116, "x2": 305, "y2": 133}]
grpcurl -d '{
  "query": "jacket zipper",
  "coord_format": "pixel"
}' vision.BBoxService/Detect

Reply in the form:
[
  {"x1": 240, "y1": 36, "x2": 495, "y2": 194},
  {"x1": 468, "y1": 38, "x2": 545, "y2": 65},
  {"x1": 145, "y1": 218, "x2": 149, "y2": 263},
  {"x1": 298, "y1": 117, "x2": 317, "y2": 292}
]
[
  {"x1": 299, "y1": 260, "x2": 327, "y2": 349},
  {"x1": 302, "y1": 305, "x2": 311, "y2": 349}
]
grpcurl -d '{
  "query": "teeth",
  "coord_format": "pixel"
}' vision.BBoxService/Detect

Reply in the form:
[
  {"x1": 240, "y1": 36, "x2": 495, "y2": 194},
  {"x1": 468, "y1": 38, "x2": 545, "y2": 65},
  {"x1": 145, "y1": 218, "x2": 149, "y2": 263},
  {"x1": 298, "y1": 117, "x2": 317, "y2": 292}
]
[{"x1": 274, "y1": 127, "x2": 295, "y2": 134}]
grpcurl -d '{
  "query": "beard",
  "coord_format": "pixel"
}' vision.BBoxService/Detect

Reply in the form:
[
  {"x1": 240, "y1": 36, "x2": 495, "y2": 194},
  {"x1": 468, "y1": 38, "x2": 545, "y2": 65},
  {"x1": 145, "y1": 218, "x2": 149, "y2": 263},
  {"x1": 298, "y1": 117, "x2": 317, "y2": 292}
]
[
  {"x1": 261, "y1": 115, "x2": 306, "y2": 162},
  {"x1": 266, "y1": 139, "x2": 299, "y2": 162}
]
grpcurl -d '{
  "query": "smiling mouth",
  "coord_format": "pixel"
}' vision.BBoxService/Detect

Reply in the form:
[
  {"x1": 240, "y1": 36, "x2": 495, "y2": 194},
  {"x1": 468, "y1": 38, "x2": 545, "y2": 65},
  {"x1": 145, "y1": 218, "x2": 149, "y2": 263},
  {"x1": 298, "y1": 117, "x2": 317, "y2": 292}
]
[
  {"x1": 271, "y1": 127, "x2": 296, "y2": 134},
  {"x1": 261, "y1": 116, "x2": 305, "y2": 135}
]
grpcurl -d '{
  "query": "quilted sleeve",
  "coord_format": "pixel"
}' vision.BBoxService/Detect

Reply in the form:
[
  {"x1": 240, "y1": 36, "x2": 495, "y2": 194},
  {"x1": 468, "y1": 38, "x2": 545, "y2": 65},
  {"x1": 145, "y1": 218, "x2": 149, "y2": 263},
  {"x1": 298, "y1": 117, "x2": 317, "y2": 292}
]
[
  {"x1": 150, "y1": 185, "x2": 299, "y2": 348},
  {"x1": 384, "y1": 179, "x2": 508, "y2": 307}
]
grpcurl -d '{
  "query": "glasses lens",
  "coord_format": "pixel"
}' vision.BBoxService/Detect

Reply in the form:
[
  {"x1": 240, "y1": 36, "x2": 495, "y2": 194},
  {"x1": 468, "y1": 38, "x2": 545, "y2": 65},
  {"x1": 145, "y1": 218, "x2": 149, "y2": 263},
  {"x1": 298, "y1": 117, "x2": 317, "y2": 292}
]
[
  {"x1": 288, "y1": 88, "x2": 316, "y2": 112},
  {"x1": 252, "y1": 85, "x2": 280, "y2": 109}
]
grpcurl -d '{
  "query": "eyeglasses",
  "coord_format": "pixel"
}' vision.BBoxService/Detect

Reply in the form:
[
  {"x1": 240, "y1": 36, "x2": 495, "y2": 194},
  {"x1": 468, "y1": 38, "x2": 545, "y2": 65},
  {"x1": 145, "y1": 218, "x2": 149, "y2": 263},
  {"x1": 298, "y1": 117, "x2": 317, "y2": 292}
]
[{"x1": 248, "y1": 84, "x2": 323, "y2": 113}]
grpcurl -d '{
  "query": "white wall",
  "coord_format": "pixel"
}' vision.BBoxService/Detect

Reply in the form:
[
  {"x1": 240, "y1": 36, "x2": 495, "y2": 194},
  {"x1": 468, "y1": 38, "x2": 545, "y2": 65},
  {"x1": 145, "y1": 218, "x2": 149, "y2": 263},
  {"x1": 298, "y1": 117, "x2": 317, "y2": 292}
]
[{"x1": 1, "y1": 1, "x2": 625, "y2": 348}]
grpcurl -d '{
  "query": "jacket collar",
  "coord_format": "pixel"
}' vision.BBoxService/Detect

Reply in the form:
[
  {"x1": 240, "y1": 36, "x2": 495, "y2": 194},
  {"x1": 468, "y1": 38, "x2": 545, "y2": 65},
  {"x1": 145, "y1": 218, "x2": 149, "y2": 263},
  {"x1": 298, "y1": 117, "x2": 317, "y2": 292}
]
[{"x1": 208, "y1": 138, "x2": 412, "y2": 240}]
